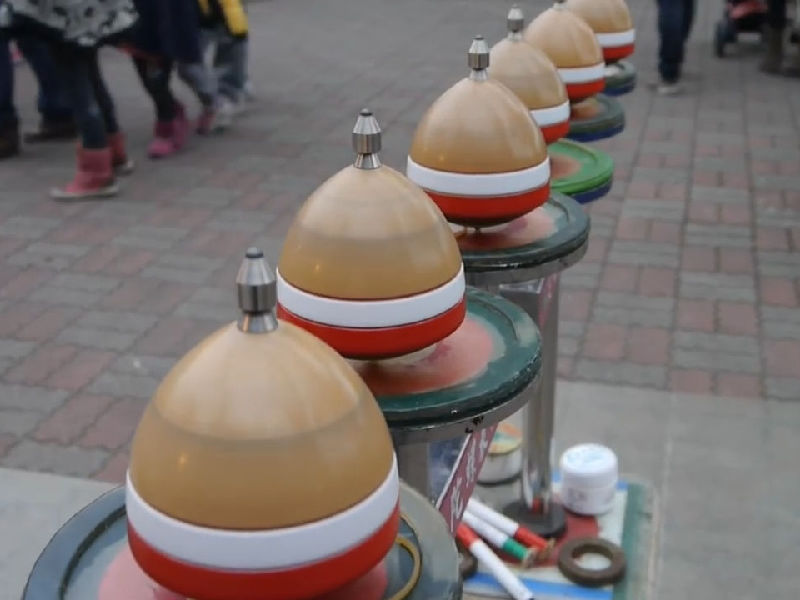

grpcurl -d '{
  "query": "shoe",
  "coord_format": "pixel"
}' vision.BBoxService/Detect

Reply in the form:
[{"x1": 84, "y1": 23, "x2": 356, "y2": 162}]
[
  {"x1": 108, "y1": 132, "x2": 135, "y2": 175},
  {"x1": 243, "y1": 80, "x2": 257, "y2": 102},
  {"x1": 216, "y1": 97, "x2": 236, "y2": 128},
  {"x1": 760, "y1": 26, "x2": 784, "y2": 74},
  {"x1": 0, "y1": 120, "x2": 20, "y2": 160},
  {"x1": 148, "y1": 120, "x2": 176, "y2": 159},
  {"x1": 171, "y1": 102, "x2": 189, "y2": 149},
  {"x1": 23, "y1": 119, "x2": 78, "y2": 143},
  {"x1": 656, "y1": 80, "x2": 683, "y2": 96},
  {"x1": 196, "y1": 106, "x2": 219, "y2": 134},
  {"x1": 50, "y1": 147, "x2": 118, "y2": 201}
]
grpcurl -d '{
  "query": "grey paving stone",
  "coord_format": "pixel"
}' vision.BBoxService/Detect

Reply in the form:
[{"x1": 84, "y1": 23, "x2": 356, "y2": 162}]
[
  {"x1": 754, "y1": 174, "x2": 800, "y2": 192},
  {"x1": 684, "y1": 223, "x2": 752, "y2": 248},
  {"x1": 559, "y1": 320, "x2": 586, "y2": 338},
  {"x1": 50, "y1": 273, "x2": 119, "y2": 292},
  {"x1": 622, "y1": 199, "x2": 685, "y2": 222},
  {"x1": 29, "y1": 286, "x2": 104, "y2": 307},
  {"x1": 0, "y1": 217, "x2": 58, "y2": 239},
  {"x1": 7, "y1": 243, "x2": 89, "y2": 270},
  {"x1": 766, "y1": 377, "x2": 800, "y2": 401},
  {"x1": 608, "y1": 241, "x2": 680, "y2": 268},
  {"x1": 86, "y1": 372, "x2": 159, "y2": 399},
  {"x1": 76, "y1": 311, "x2": 158, "y2": 333},
  {"x1": 574, "y1": 359, "x2": 668, "y2": 388},
  {"x1": 673, "y1": 331, "x2": 760, "y2": 355},
  {"x1": 560, "y1": 263, "x2": 600, "y2": 289},
  {"x1": 0, "y1": 339, "x2": 35, "y2": 360},
  {"x1": 113, "y1": 225, "x2": 189, "y2": 250},
  {"x1": 690, "y1": 186, "x2": 749, "y2": 204},
  {"x1": 630, "y1": 166, "x2": 688, "y2": 184},
  {"x1": 679, "y1": 272, "x2": 756, "y2": 302},
  {"x1": 2, "y1": 441, "x2": 108, "y2": 478},
  {"x1": 0, "y1": 384, "x2": 68, "y2": 412},
  {"x1": 756, "y1": 251, "x2": 800, "y2": 278},
  {"x1": 0, "y1": 410, "x2": 41, "y2": 435},
  {"x1": 672, "y1": 349, "x2": 761, "y2": 374},
  {"x1": 56, "y1": 326, "x2": 138, "y2": 351},
  {"x1": 109, "y1": 354, "x2": 176, "y2": 379},
  {"x1": 206, "y1": 209, "x2": 278, "y2": 233}
]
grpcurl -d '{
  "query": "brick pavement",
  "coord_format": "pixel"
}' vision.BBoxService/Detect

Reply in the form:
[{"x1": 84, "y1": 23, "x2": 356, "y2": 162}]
[{"x1": 0, "y1": 0, "x2": 798, "y2": 479}]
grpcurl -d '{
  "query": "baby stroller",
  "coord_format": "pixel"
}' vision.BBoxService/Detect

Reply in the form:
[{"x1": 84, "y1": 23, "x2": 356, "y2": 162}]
[{"x1": 714, "y1": 0, "x2": 768, "y2": 57}]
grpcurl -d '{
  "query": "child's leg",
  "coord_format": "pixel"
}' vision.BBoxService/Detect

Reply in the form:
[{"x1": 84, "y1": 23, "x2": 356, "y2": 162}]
[
  {"x1": 54, "y1": 46, "x2": 107, "y2": 149},
  {"x1": 132, "y1": 56, "x2": 178, "y2": 122},
  {"x1": 214, "y1": 28, "x2": 247, "y2": 103}
]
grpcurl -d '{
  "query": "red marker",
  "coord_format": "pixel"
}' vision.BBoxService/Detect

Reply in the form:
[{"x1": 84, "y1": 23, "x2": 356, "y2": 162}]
[
  {"x1": 456, "y1": 523, "x2": 535, "y2": 600},
  {"x1": 467, "y1": 498, "x2": 554, "y2": 556}
]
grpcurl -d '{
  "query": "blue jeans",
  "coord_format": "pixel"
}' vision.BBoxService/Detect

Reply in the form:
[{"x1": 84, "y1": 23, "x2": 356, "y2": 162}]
[
  {"x1": 657, "y1": 0, "x2": 696, "y2": 83},
  {"x1": 0, "y1": 33, "x2": 72, "y2": 127}
]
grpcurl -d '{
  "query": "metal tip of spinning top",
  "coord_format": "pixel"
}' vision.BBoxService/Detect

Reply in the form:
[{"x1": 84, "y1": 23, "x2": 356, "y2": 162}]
[
  {"x1": 236, "y1": 247, "x2": 278, "y2": 333},
  {"x1": 468, "y1": 35, "x2": 490, "y2": 71},
  {"x1": 353, "y1": 108, "x2": 382, "y2": 169},
  {"x1": 507, "y1": 5, "x2": 525, "y2": 34}
]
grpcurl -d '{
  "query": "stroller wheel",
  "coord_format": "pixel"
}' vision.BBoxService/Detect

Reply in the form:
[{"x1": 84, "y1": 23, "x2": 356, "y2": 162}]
[{"x1": 715, "y1": 21, "x2": 727, "y2": 57}]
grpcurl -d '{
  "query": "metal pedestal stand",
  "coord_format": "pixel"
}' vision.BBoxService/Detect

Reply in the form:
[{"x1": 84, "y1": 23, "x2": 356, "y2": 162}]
[
  {"x1": 351, "y1": 287, "x2": 542, "y2": 534},
  {"x1": 458, "y1": 192, "x2": 590, "y2": 538}
]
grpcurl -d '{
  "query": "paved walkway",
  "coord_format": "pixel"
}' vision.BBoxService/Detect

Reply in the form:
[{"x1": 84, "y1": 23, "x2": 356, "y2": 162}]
[{"x1": 0, "y1": 0, "x2": 797, "y2": 478}]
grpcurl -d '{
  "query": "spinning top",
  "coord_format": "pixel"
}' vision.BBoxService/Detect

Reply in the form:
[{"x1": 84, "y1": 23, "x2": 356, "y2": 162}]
[
  {"x1": 277, "y1": 110, "x2": 466, "y2": 360},
  {"x1": 407, "y1": 36, "x2": 550, "y2": 227},
  {"x1": 565, "y1": 0, "x2": 635, "y2": 63},
  {"x1": 126, "y1": 248, "x2": 400, "y2": 600},
  {"x1": 490, "y1": 5, "x2": 569, "y2": 144},
  {"x1": 523, "y1": 0, "x2": 605, "y2": 102}
]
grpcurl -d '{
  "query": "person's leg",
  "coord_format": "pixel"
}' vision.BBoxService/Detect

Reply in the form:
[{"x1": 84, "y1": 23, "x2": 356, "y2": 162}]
[
  {"x1": 14, "y1": 34, "x2": 75, "y2": 141},
  {"x1": 132, "y1": 56, "x2": 189, "y2": 158},
  {"x1": 762, "y1": 0, "x2": 789, "y2": 72},
  {"x1": 0, "y1": 37, "x2": 20, "y2": 159},
  {"x1": 51, "y1": 46, "x2": 117, "y2": 199},
  {"x1": 681, "y1": 0, "x2": 696, "y2": 43},
  {"x1": 214, "y1": 27, "x2": 247, "y2": 104},
  {"x1": 177, "y1": 55, "x2": 228, "y2": 134},
  {"x1": 657, "y1": 0, "x2": 687, "y2": 85}
]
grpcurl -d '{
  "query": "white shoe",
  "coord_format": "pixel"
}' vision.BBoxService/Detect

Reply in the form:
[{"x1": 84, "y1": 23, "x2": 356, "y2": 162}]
[
  {"x1": 656, "y1": 80, "x2": 683, "y2": 96},
  {"x1": 216, "y1": 97, "x2": 236, "y2": 128}
]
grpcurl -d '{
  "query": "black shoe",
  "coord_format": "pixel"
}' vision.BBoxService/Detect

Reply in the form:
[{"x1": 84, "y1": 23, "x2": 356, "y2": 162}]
[
  {"x1": 0, "y1": 120, "x2": 20, "y2": 160},
  {"x1": 23, "y1": 119, "x2": 78, "y2": 143}
]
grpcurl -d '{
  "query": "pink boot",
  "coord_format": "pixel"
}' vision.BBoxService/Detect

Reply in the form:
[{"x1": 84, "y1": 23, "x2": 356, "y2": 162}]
[
  {"x1": 109, "y1": 131, "x2": 135, "y2": 175},
  {"x1": 50, "y1": 147, "x2": 118, "y2": 201},
  {"x1": 148, "y1": 121, "x2": 175, "y2": 159},
  {"x1": 171, "y1": 102, "x2": 189, "y2": 150}
]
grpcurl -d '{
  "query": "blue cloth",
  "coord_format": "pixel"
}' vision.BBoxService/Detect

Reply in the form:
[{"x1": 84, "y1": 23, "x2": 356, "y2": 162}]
[
  {"x1": 656, "y1": 0, "x2": 695, "y2": 83},
  {"x1": 129, "y1": 0, "x2": 203, "y2": 64},
  {"x1": 0, "y1": 38, "x2": 14, "y2": 126}
]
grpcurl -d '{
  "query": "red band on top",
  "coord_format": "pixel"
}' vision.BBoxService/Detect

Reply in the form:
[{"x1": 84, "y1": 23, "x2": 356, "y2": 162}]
[
  {"x1": 566, "y1": 80, "x2": 606, "y2": 102},
  {"x1": 456, "y1": 523, "x2": 480, "y2": 548},
  {"x1": 540, "y1": 121, "x2": 570, "y2": 145},
  {"x1": 426, "y1": 183, "x2": 550, "y2": 226}
]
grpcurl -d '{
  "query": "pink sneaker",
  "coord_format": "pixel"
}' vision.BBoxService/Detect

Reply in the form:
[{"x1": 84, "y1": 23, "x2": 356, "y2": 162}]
[{"x1": 148, "y1": 121, "x2": 176, "y2": 159}]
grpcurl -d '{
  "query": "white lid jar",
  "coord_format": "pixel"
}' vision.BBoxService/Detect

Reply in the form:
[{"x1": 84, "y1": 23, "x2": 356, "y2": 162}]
[{"x1": 559, "y1": 444, "x2": 618, "y2": 516}]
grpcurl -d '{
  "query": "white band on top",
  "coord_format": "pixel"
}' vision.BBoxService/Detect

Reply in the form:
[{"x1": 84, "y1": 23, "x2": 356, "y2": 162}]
[
  {"x1": 126, "y1": 456, "x2": 399, "y2": 571},
  {"x1": 406, "y1": 158, "x2": 551, "y2": 196},
  {"x1": 558, "y1": 62, "x2": 606, "y2": 84},
  {"x1": 530, "y1": 100, "x2": 570, "y2": 127},
  {"x1": 596, "y1": 29, "x2": 636, "y2": 48},
  {"x1": 277, "y1": 265, "x2": 465, "y2": 328}
]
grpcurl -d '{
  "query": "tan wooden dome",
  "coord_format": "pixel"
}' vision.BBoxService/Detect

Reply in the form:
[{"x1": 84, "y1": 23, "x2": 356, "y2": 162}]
[
  {"x1": 523, "y1": 1, "x2": 603, "y2": 68},
  {"x1": 409, "y1": 37, "x2": 547, "y2": 175},
  {"x1": 279, "y1": 110, "x2": 461, "y2": 300},
  {"x1": 565, "y1": 0, "x2": 633, "y2": 34},
  {"x1": 489, "y1": 5, "x2": 568, "y2": 111},
  {"x1": 128, "y1": 249, "x2": 395, "y2": 531}
]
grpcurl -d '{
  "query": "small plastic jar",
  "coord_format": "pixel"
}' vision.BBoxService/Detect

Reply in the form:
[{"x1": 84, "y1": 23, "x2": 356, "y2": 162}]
[{"x1": 559, "y1": 443, "x2": 618, "y2": 516}]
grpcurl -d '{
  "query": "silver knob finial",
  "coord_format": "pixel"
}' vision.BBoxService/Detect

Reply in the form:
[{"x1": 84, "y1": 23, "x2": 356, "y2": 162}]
[
  {"x1": 236, "y1": 247, "x2": 278, "y2": 333},
  {"x1": 508, "y1": 5, "x2": 525, "y2": 35},
  {"x1": 353, "y1": 108, "x2": 382, "y2": 169},
  {"x1": 468, "y1": 36, "x2": 490, "y2": 80}
]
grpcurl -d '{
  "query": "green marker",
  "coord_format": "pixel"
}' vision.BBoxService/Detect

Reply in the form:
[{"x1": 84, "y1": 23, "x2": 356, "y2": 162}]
[{"x1": 462, "y1": 510, "x2": 534, "y2": 567}]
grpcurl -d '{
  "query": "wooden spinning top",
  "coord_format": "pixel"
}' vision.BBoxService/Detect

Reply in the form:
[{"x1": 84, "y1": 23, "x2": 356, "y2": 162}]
[
  {"x1": 126, "y1": 248, "x2": 400, "y2": 600},
  {"x1": 565, "y1": 0, "x2": 635, "y2": 63},
  {"x1": 489, "y1": 5, "x2": 569, "y2": 144},
  {"x1": 277, "y1": 110, "x2": 466, "y2": 360},
  {"x1": 407, "y1": 36, "x2": 550, "y2": 227},
  {"x1": 523, "y1": 0, "x2": 605, "y2": 102}
]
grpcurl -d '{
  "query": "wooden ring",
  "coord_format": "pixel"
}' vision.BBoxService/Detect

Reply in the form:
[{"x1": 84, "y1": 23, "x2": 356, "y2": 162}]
[{"x1": 557, "y1": 537, "x2": 626, "y2": 588}]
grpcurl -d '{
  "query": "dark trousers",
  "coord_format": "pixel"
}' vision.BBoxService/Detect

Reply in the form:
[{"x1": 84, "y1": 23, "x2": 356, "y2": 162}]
[
  {"x1": 132, "y1": 56, "x2": 179, "y2": 122},
  {"x1": 0, "y1": 34, "x2": 72, "y2": 128},
  {"x1": 657, "y1": 0, "x2": 696, "y2": 82},
  {"x1": 52, "y1": 46, "x2": 119, "y2": 149},
  {"x1": 766, "y1": 0, "x2": 787, "y2": 29}
]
